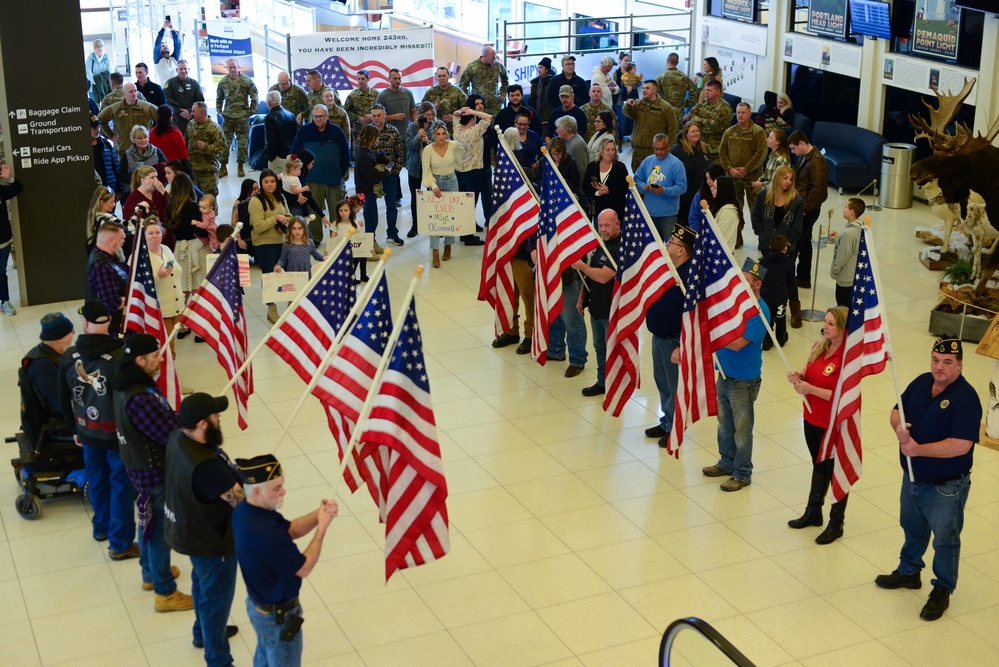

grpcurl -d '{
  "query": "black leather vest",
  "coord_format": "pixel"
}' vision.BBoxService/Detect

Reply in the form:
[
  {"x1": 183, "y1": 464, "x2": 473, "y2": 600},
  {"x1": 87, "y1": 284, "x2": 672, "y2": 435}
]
[
  {"x1": 113, "y1": 384, "x2": 169, "y2": 471},
  {"x1": 63, "y1": 338, "x2": 122, "y2": 449}
]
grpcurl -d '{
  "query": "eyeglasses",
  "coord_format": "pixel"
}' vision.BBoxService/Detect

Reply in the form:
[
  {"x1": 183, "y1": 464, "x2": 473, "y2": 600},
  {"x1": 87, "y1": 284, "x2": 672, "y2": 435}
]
[
  {"x1": 515, "y1": 122, "x2": 528, "y2": 127},
  {"x1": 313, "y1": 113, "x2": 328, "y2": 119}
]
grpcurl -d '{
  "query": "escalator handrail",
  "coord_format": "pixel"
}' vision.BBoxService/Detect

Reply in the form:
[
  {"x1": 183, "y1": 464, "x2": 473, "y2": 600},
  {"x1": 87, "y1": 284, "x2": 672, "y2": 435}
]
[{"x1": 659, "y1": 617, "x2": 758, "y2": 667}]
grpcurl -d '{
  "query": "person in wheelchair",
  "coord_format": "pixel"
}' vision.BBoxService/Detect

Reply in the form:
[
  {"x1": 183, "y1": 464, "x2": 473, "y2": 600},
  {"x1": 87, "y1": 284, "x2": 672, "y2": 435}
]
[{"x1": 19, "y1": 312, "x2": 76, "y2": 452}]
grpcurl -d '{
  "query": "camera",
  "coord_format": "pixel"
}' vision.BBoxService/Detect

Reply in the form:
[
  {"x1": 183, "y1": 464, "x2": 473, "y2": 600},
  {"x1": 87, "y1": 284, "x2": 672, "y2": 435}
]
[
  {"x1": 417, "y1": 116, "x2": 429, "y2": 129},
  {"x1": 165, "y1": 14, "x2": 171, "y2": 22}
]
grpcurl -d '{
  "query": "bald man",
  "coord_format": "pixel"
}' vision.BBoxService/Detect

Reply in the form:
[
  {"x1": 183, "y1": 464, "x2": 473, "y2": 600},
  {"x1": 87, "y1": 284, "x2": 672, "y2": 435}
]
[
  {"x1": 268, "y1": 71, "x2": 309, "y2": 120},
  {"x1": 458, "y1": 45, "x2": 509, "y2": 116}
]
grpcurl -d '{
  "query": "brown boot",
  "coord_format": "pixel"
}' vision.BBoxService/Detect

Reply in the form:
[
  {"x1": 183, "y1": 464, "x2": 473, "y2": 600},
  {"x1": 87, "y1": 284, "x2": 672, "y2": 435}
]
[
  {"x1": 442, "y1": 244, "x2": 452, "y2": 261},
  {"x1": 238, "y1": 163, "x2": 245, "y2": 178},
  {"x1": 219, "y1": 164, "x2": 228, "y2": 178},
  {"x1": 432, "y1": 249, "x2": 440, "y2": 268},
  {"x1": 155, "y1": 590, "x2": 194, "y2": 612},
  {"x1": 143, "y1": 565, "x2": 181, "y2": 591},
  {"x1": 790, "y1": 300, "x2": 803, "y2": 329}
]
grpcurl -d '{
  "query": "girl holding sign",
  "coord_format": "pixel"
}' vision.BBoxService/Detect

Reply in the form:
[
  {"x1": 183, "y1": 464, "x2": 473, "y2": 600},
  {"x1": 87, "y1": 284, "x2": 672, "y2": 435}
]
[
  {"x1": 421, "y1": 121, "x2": 463, "y2": 268},
  {"x1": 275, "y1": 217, "x2": 325, "y2": 277},
  {"x1": 331, "y1": 199, "x2": 369, "y2": 284}
]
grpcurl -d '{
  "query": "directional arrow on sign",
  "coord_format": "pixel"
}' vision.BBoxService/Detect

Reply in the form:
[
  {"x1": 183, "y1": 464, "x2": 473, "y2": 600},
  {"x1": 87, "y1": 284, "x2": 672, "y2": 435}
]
[
  {"x1": 11, "y1": 149, "x2": 19, "y2": 156},
  {"x1": 7, "y1": 111, "x2": 14, "y2": 118}
]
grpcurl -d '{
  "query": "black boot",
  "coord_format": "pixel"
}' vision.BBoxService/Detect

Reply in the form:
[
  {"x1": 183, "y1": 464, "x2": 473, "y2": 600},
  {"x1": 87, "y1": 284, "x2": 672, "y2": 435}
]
[
  {"x1": 815, "y1": 493, "x2": 848, "y2": 544},
  {"x1": 788, "y1": 471, "x2": 828, "y2": 529}
]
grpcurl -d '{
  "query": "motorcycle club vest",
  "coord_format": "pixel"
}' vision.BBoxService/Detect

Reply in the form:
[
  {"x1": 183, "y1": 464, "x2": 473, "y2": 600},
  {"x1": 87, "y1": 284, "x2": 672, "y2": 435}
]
[
  {"x1": 63, "y1": 337, "x2": 123, "y2": 449},
  {"x1": 113, "y1": 384, "x2": 168, "y2": 472}
]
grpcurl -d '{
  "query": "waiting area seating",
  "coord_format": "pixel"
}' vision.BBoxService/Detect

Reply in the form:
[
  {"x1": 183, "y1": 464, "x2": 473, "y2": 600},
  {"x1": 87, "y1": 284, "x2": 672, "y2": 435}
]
[{"x1": 809, "y1": 121, "x2": 885, "y2": 191}]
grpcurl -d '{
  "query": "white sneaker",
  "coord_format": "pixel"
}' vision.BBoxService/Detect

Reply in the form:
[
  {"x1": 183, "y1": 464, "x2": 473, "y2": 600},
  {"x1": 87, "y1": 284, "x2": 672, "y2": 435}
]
[{"x1": 0, "y1": 301, "x2": 16, "y2": 316}]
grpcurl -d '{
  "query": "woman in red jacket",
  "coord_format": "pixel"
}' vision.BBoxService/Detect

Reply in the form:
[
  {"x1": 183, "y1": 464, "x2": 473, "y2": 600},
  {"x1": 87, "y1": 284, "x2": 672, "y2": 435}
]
[{"x1": 149, "y1": 105, "x2": 189, "y2": 162}]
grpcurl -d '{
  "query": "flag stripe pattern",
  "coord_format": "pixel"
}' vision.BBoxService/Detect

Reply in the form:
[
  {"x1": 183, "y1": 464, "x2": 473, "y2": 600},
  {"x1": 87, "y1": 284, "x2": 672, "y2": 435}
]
[
  {"x1": 293, "y1": 57, "x2": 434, "y2": 90},
  {"x1": 603, "y1": 191, "x2": 675, "y2": 416},
  {"x1": 125, "y1": 232, "x2": 182, "y2": 411},
  {"x1": 820, "y1": 229, "x2": 887, "y2": 500},
  {"x1": 478, "y1": 135, "x2": 540, "y2": 333},
  {"x1": 359, "y1": 297, "x2": 450, "y2": 580},
  {"x1": 178, "y1": 240, "x2": 253, "y2": 429},
  {"x1": 669, "y1": 210, "x2": 755, "y2": 456},
  {"x1": 319, "y1": 274, "x2": 392, "y2": 508},
  {"x1": 531, "y1": 160, "x2": 599, "y2": 362}
]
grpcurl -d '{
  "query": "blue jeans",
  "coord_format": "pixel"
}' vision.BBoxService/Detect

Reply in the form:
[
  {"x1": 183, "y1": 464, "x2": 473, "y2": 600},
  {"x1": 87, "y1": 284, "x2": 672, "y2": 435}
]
[
  {"x1": 547, "y1": 278, "x2": 588, "y2": 367},
  {"x1": 246, "y1": 598, "x2": 304, "y2": 667},
  {"x1": 0, "y1": 243, "x2": 10, "y2": 302},
  {"x1": 715, "y1": 376, "x2": 762, "y2": 482},
  {"x1": 427, "y1": 172, "x2": 458, "y2": 250},
  {"x1": 363, "y1": 177, "x2": 400, "y2": 239},
  {"x1": 650, "y1": 215, "x2": 677, "y2": 243},
  {"x1": 898, "y1": 473, "x2": 971, "y2": 593},
  {"x1": 83, "y1": 445, "x2": 135, "y2": 551},
  {"x1": 651, "y1": 335, "x2": 680, "y2": 431},
  {"x1": 139, "y1": 485, "x2": 176, "y2": 596},
  {"x1": 191, "y1": 554, "x2": 238, "y2": 667},
  {"x1": 458, "y1": 167, "x2": 492, "y2": 224},
  {"x1": 590, "y1": 317, "x2": 609, "y2": 385}
]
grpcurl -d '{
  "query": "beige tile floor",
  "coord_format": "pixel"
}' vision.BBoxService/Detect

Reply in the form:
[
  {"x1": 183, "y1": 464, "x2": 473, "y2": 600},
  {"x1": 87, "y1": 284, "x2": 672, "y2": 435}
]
[{"x1": 2, "y1": 161, "x2": 998, "y2": 666}]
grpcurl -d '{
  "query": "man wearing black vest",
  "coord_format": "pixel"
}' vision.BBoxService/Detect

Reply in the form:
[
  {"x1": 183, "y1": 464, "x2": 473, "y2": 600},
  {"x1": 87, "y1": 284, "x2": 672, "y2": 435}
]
[
  {"x1": 165, "y1": 392, "x2": 241, "y2": 667},
  {"x1": 112, "y1": 333, "x2": 193, "y2": 610},
  {"x1": 85, "y1": 222, "x2": 129, "y2": 336},
  {"x1": 19, "y1": 313, "x2": 75, "y2": 449},
  {"x1": 58, "y1": 301, "x2": 135, "y2": 550}
]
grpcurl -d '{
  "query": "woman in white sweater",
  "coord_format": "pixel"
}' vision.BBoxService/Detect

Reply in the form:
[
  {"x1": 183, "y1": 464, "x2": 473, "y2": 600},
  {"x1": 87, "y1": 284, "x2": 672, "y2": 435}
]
[
  {"x1": 709, "y1": 175, "x2": 743, "y2": 251},
  {"x1": 421, "y1": 121, "x2": 464, "y2": 267}
]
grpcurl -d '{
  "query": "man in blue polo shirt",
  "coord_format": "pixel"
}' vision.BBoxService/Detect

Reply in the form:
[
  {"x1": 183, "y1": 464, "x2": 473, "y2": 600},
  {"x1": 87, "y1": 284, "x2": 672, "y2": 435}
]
[
  {"x1": 233, "y1": 454, "x2": 338, "y2": 666},
  {"x1": 878, "y1": 337, "x2": 981, "y2": 622},
  {"x1": 702, "y1": 258, "x2": 769, "y2": 492},
  {"x1": 634, "y1": 133, "x2": 687, "y2": 241}
]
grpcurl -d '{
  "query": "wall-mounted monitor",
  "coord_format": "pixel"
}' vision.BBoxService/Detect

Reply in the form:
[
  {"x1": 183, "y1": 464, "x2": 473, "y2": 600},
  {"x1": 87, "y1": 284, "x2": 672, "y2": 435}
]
[
  {"x1": 849, "y1": 0, "x2": 892, "y2": 39},
  {"x1": 954, "y1": 0, "x2": 998, "y2": 14}
]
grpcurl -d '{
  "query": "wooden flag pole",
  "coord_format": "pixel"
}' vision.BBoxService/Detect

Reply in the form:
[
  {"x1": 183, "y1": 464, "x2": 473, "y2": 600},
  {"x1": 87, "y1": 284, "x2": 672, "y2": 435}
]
[{"x1": 626, "y1": 177, "x2": 685, "y2": 295}]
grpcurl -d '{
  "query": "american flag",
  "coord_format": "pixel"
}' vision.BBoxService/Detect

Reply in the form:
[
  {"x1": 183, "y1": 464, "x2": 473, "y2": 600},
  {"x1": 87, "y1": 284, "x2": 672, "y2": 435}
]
[
  {"x1": 531, "y1": 158, "x2": 599, "y2": 362},
  {"x1": 668, "y1": 211, "x2": 755, "y2": 456},
  {"x1": 178, "y1": 240, "x2": 253, "y2": 429},
  {"x1": 125, "y1": 232, "x2": 182, "y2": 411},
  {"x1": 478, "y1": 134, "x2": 539, "y2": 334},
  {"x1": 602, "y1": 191, "x2": 675, "y2": 416},
  {"x1": 319, "y1": 273, "x2": 393, "y2": 509},
  {"x1": 265, "y1": 247, "x2": 361, "y2": 491},
  {"x1": 819, "y1": 229, "x2": 887, "y2": 500},
  {"x1": 293, "y1": 56, "x2": 434, "y2": 91},
  {"x1": 277, "y1": 283, "x2": 297, "y2": 293},
  {"x1": 359, "y1": 296, "x2": 450, "y2": 581}
]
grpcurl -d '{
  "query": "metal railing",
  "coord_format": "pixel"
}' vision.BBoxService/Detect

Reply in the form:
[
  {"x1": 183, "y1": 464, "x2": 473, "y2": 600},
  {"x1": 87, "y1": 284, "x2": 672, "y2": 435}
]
[{"x1": 659, "y1": 617, "x2": 758, "y2": 667}]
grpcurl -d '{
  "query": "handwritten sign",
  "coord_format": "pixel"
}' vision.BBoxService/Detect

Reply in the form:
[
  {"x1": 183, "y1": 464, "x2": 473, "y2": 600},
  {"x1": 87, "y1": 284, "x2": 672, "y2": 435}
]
[
  {"x1": 350, "y1": 232, "x2": 374, "y2": 258},
  {"x1": 262, "y1": 271, "x2": 308, "y2": 303},
  {"x1": 205, "y1": 252, "x2": 251, "y2": 287},
  {"x1": 416, "y1": 190, "x2": 476, "y2": 236}
]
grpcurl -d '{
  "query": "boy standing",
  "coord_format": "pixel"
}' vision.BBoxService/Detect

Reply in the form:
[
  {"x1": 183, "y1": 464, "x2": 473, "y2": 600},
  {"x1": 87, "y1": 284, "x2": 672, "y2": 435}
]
[
  {"x1": 830, "y1": 198, "x2": 866, "y2": 307},
  {"x1": 760, "y1": 235, "x2": 794, "y2": 350}
]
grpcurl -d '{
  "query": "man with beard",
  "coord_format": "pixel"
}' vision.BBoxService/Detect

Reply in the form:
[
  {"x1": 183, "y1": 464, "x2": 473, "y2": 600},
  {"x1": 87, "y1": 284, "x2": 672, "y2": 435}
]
[
  {"x1": 84, "y1": 222, "x2": 129, "y2": 336},
  {"x1": 165, "y1": 392, "x2": 241, "y2": 666},
  {"x1": 112, "y1": 333, "x2": 192, "y2": 610}
]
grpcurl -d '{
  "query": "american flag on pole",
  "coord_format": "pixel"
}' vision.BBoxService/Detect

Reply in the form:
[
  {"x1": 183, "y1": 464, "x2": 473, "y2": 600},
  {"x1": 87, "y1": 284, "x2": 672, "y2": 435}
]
[
  {"x1": 531, "y1": 160, "x2": 599, "y2": 362},
  {"x1": 359, "y1": 296, "x2": 450, "y2": 580},
  {"x1": 478, "y1": 134, "x2": 539, "y2": 334},
  {"x1": 293, "y1": 56, "x2": 434, "y2": 90},
  {"x1": 178, "y1": 240, "x2": 253, "y2": 429},
  {"x1": 602, "y1": 192, "x2": 675, "y2": 416},
  {"x1": 819, "y1": 229, "x2": 887, "y2": 500},
  {"x1": 668, "y1": 210, "x2": 756, "y2": 456},
  {"x1": 125, "y1": 232, "x2": 182, "y2": 411},
  {"x1": 318, "y1": 274, "x2": 393, "y2": 509}
]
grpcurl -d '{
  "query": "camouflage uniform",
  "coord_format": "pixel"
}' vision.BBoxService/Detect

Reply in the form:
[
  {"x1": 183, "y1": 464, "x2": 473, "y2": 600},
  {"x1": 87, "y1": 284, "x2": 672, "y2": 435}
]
[
  {"x1": 687, "y1": 98, "x2": 734, "y2": 164},
  {"x1": 185, "y1": 118, "x2": 227, "y2": 197},
  {"x1": 306, "y1": 85, "x2": 341, "y2": 123},
  {"x1": 623, "y1": 96, "x2": 678, "y2": 172},
  {"x1": 422, "y1": 84, "x2": 466, "y2": 121},
  {"x1": 99, "y1": 88, "x2": 146, "y2": 110},
  {"x1": 372, "y1": 124, "x2": 404, "y2": 177},
  {"x1": 458, "y1": 59, "x2": 509, "y2": 116},
  {"x1": 655, "y1": 68, "x2": 698, "y2": 129},
  {"x1": 344, "y1": 87, "x2": 378, "y2": 147},
  {"x1": 97, "y1": 99, "x2": 158, "y2": 151},
  {"x1": 269, "y1": 82, "x2": 310, "y2": 118},
  {"x1": 328, "y1": 104, "x2": 351, "y2": 149},
  {"x1": 216, "y1": 73, "x2": 259, "y2": 165}
]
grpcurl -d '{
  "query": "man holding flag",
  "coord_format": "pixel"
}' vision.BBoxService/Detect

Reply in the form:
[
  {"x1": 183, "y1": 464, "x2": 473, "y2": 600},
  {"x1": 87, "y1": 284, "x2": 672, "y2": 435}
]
[
  {"x1": 878, "y1": 337, "x2": 981, "y2": 622},
  {"x1": 701, "y1": 258, "x2": 768, "y2": 492}
]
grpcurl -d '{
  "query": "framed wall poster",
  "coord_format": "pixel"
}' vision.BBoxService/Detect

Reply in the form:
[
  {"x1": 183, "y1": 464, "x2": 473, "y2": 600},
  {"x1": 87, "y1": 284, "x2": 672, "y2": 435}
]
[
  {"x1": 808, "y1": 0, "x2": 849, "y2": 38},
  {"x1": 205, "y1": 252, "x2": 251, "y2": 286},
  {"x1": 416, "y1": 191, "x2": 476, "y2": 236},
  {"x1": 721, "y1": 0, "x2": 756, "y2": 22},
  {"x1": 913, "y1": 0, "x2": 961, "y2": 60},
  {"x1": 261, "y1": 272, "x2": 309, "y2": 303},
  {"x1": 351, "y1": 232, "x2": 375, "y2": 258}
]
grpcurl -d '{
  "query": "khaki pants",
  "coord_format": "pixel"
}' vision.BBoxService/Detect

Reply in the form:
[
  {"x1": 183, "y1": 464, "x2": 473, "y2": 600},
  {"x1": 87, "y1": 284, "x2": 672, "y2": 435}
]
[
  {"x1": 268, "y1": 156, "x2": 287, "y2": 174},
  {"x1": 306, "y1": 182, "x2": 343, "y2": 244},
  {"x1": 506, "y1": 258, "x2": 535, "y2": 338}
]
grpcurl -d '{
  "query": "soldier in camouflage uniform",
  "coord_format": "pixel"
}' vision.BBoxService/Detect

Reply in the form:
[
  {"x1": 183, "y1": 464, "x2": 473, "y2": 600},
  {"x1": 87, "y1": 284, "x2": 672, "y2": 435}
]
[
  {"x1": 458, "y1": 46, "x2": 508, "y2": 117},
  {"x1": 582, "y1": 84, "x2": 614, "y2": 143},
  {"x1": 97, "y1": 83, "x2": 158, "y2": 155},
  {"x1": 344, "y1": 70, "x2": 378, "y2": 150},
  {"x1": 686, "y1": 80, "x2": 733, "y2": 164},
  {"x1": 216, "y1": 59, "x2": 258, "y2": 178},
  {"x1": 655, "y1": 53, "x2": 698, "y2": 130},
  {"x1": 269, "y1": 71, "x2": 309, "y2": 119},
  {"x1": 422, "y1": 67, "x2": 466, "y2": 123},
  {"x1": 185, "y1": 102, "x2": 227, "y2": 197},
  {"x1": 100, "y1": 72, "x2": 147, "y2": 110},
  {"x1": 321, "y1": 90, "x2": 352, "y2": 150},
  {"x1": 623, "y1": 80, "x2": 678, "y2": 172},
  {"x1": 304, "y1": 70, "x2": 342, "y2": 124}
]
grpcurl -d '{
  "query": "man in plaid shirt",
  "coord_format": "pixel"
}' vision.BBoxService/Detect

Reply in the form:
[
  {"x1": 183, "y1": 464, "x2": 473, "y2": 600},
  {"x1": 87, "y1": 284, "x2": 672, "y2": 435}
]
[
  {"x1": 84, "y1": 222, "x2": 129, "y2": 336},
  {"x1": 112, "y1": 333, "x2": 194, "y2": 612}
]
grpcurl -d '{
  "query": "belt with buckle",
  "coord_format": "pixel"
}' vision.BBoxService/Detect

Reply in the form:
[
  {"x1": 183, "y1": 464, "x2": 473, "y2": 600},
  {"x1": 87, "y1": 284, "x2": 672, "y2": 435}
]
[{"x1": 254, "y1": 597, "x2": 299, "y2": 615}]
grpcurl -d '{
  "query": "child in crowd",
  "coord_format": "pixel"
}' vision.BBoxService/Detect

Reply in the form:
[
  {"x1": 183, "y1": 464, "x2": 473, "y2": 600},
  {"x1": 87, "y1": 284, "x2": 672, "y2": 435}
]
[
  {"x1": 195, "y1": 194, "x2": 219, "y2": 251},
  {"x1": 281, "y1": 153, "x2": 330, "y2": 232},
  {"x1": 349, "y1": 193, "x2": 382, "y2": 261},
  {"x1": 760, "y1": 234, "x2": 794, "y2": 350},
  {"x1": 330, "y1": 198, "x2": 368, "y2": 284},
  {"x1": 830, "y1": 198, "x2": 866, "y2": 308},
  {"x1": 275, "y1": 217, "x2": 325, "y2": 277}
]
